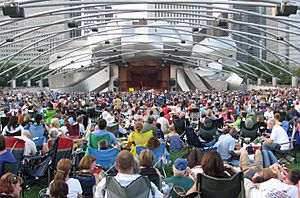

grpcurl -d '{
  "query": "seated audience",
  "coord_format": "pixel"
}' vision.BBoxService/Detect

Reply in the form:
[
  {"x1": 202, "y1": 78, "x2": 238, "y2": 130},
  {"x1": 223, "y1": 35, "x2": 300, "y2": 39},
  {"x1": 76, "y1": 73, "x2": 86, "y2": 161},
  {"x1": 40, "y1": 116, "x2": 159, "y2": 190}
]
[
  {"x1": 165, "y1": 125, "x2": 182, "y2": 152},
  {"x1": 2, "y1": 116, "x2": 24, "y2": 137},
  {"x1": 54, "y1": 158, "x2": 83, "y2": 198},
  {"x1": 17, "y1": 130, "x2": 37, "y2": 156},
  {"x1": 0, "y1": 135, "x2": 16, "y2": 176},
  {"x1": 146, "y1": 137, "x2": 160, "y2": 150},
  {"x1": 92, "y1": 119, "x2": 119, "y2": 149},
  {"x1": 127, "y1": 122, "x2": 153, "y2": 147}
]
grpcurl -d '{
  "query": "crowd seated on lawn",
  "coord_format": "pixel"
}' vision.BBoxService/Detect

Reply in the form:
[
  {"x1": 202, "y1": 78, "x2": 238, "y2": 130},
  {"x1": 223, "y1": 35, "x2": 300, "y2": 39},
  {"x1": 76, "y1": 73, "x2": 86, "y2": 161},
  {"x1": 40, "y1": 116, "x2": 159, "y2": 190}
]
[{"x1": 1, "y1": 87, "x2": 300, "y2": 197}]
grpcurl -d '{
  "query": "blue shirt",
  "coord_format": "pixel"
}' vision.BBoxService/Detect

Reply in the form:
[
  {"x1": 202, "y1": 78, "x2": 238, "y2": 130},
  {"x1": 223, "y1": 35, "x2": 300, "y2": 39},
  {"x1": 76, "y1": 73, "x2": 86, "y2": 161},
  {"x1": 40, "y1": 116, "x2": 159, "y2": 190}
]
[
  {"x1": 92, "y1": 130, "x2": 118, "y2": 146},
  {"x1": 0, "y1": 151, "x2": 16, "y2": 176}
]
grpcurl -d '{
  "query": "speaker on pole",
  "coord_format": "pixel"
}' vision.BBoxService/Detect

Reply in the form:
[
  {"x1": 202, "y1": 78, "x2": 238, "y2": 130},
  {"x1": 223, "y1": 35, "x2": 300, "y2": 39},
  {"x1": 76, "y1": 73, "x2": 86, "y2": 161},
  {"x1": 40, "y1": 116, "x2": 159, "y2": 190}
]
[
  {"x1": 113, "y1": 79, "x2": 120, "y2": 87},
  {"x1": 169, "y1": 79, "x2": 176, "y2": 87}
]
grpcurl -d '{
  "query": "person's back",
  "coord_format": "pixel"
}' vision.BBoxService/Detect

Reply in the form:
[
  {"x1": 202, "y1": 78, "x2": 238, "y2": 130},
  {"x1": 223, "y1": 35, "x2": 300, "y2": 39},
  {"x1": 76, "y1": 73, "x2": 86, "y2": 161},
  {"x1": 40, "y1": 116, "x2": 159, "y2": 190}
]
[
  {"x1": 95, "y1": 150, "x2": 163, "y2": 198},
  {"x1": 0, "y1": 135, "x2": 16, "y2": 176},
  {"x1": 216, "y1": 133, "x2": 235, "y2": 160}
]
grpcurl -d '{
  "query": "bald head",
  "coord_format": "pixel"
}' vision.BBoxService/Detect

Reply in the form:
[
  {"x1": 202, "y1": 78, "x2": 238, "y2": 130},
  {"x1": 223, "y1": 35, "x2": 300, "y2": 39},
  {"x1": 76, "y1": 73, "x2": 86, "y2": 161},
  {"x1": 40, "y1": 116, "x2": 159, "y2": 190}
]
[
  {"x1": 116, "y1": 150, "x2": 134, "y2": 173},
  {"x1": 22, "y1": 130, "x2": 31, "y2": 138}
]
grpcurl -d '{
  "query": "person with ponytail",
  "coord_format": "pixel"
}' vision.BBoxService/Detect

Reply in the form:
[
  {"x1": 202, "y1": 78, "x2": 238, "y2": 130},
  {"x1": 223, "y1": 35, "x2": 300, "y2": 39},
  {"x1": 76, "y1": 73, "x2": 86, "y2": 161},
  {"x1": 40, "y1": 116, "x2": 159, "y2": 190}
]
[
  {"x1": 49, "y1": 180, "x2": 68, "y2": 198},
  {"x1": 54, "y1": 158, "x2": 82, "y2": 198}
]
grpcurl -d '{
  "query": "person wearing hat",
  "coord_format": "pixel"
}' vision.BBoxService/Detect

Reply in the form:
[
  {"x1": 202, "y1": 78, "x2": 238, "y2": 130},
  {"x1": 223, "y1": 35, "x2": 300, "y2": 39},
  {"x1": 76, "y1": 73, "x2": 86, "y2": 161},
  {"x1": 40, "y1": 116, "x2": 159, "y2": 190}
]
[{"x1": 163, "y1": 158, "x2": 194, "y2": 197}]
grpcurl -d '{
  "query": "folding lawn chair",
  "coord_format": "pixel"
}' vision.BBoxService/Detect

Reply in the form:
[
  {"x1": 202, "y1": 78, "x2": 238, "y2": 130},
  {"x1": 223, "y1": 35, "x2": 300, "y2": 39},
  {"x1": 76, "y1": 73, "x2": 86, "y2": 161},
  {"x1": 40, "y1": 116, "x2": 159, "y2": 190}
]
[
  {"x1": 86, "y1": 147, "x2": 119, "y2": 175},
  {"x1": 29, "y1": 124, "x2": 46, "y2": 148},
  {"x1": 66, "y1": 122, "x2": 81, "y2": 139},
  {"x1": 240, "y1": 122, "x2": 259, "y2": 142}
]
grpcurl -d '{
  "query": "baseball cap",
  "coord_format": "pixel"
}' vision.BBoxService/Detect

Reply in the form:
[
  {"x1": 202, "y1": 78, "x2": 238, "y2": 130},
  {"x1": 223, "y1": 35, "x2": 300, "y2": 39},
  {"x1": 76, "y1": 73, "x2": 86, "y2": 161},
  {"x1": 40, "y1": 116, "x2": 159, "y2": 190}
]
[{"x1": 174, "y1": 158, "x2": 188, "y2": 171}]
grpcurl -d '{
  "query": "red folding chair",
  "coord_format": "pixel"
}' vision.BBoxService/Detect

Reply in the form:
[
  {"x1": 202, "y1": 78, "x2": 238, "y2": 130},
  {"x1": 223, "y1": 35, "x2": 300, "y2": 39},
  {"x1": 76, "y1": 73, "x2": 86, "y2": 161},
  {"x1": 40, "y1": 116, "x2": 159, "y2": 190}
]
[
  {"x1": 4, "y1": 137, "x2": 25, "y2": 175},
  {"x1": 66, "y1": 123, "x2": 81, "y2": 139}
]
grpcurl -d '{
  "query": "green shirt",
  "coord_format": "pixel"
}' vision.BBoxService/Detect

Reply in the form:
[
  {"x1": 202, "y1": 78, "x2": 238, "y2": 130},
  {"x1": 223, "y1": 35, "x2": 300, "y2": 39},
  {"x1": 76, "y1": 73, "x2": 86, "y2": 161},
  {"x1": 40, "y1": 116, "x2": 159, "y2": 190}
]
[{"x1": 163, "y1": 176, "x2": 194, "y2": 197}]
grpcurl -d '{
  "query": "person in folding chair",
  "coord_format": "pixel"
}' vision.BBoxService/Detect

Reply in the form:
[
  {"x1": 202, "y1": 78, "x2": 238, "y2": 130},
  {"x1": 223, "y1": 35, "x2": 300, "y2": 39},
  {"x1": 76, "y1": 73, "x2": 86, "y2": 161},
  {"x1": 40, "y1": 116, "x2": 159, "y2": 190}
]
[
  {"x1": 216, "y1": 128, "x2": 240, "y2": 166},
  {"x1": 95, "y1": 150, "x2": 163, "y2": 198},
  {"x1": 261, "y1": 118, "x2": 289, "y2": 165},
  {"x1": 0, "y1": 135, "x2": 16, "y2": 177},
  {"x1": 90, "y1": 119, "x2": 119, "y2": 149}
]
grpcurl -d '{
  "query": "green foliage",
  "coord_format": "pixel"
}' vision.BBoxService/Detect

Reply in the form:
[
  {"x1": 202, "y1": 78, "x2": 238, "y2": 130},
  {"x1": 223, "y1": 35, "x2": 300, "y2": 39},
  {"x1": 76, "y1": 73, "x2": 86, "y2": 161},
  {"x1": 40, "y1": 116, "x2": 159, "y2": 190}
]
[
  {"x1": 240, "y1": 60, "x2": 294, "y2": 85},
  {"x1": 0, "y1": 62, "x2": 49, "y2": 87}
]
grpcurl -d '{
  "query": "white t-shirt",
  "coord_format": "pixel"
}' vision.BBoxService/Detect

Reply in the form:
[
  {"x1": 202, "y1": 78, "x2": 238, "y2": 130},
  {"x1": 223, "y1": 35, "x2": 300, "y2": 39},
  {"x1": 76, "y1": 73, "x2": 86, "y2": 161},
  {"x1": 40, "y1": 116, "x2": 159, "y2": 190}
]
[
  {"x1": 216, "y1": 134, "x2": 236, "y2": 160},
  {"x1": 66, "y1": 178, "x2": 82, "y2": 198},
  {"x1": 17, "y1": 135, "x2": 37, "y2": 156},
  {"x1": 157, "y1": 117, "x2": 169, "y2": 133},
  {"x1": 2, "y1": 125, "x2": 24, "y2": 136},
  {"x1": 264, "y1": 111, "x2": 274, "y2": 120},
  {"x1": 95, "y1": 173, "x2": 163, "y2": 198},
  {"x1": 245, "y1": 178, "x2": 298, "y2": 198},
  {"x1": 270, "y1": 125, "x2": 290, "y2": 150}
]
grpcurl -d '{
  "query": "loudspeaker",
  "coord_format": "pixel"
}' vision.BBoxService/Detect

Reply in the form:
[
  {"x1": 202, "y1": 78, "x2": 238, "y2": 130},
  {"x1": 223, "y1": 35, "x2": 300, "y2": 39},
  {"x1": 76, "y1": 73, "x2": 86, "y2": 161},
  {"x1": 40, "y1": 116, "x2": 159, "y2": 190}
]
[
  {"x1": 113, "y1": 79, "x2": 120, "y2": 87},
  {"x1": 169, "y1": 79, "x2": 176, "y2": 87},
  {"x1": 2, "y1": 6, "x2": 25, "y2": 18},
  {"x1": 273, "y1": 5, "x2": 297, "y2": 16}
]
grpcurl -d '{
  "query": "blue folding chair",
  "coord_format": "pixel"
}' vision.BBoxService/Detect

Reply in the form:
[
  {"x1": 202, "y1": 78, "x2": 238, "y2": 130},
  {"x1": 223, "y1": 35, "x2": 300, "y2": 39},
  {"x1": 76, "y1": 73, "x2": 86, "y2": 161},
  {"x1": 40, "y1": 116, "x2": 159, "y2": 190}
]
[
  {"x1": 87, "y1": 147, "x2": 119, "y2": 175},
  {"x1": 136, "y1": 143, "x2": 168, "y2": 177},
  {"x1": 29, "y1": 124, "x2": 46, "y2": 147}
]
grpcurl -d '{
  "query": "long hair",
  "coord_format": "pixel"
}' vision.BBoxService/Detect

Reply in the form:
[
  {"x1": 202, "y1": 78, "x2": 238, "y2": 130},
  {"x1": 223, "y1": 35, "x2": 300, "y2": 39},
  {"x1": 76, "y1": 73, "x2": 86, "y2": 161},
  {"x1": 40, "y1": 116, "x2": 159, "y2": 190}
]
[
  {"x1": 201, "y1": 150, "x2": 225, "y2": 178},
  {"x1": 49, "y1": 180, "x2": 68, "y2": 198},
  {"x1": 54, "y1": 158, "x2": 72, "y2": 181},
  {"x1": 7, "y1": 116, "x2": 19, "y2": 130}
]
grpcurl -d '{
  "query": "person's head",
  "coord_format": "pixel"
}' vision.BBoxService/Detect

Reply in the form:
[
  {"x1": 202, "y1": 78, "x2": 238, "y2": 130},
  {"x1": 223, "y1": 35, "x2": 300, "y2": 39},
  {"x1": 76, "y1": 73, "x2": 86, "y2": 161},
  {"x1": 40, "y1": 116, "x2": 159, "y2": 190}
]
[
  {"x1": 147, "y1": 116, "x2": 155, "y2": 124},
  {"x1": 156, "y1": 123, "x2": 161, "y2": 130},
  {"x1": 206, "y1": 109, "x2": 213, "y2": 117},
  {"x1": 49, "y1": 180, "x2": 68, "y2": 198},
  {"x1": 179, "y1": 112, "x2": 186, "y2": 119},
  {"x1": 267, "y1": 118, "x2": 277, "y2": 130},
  {"x1": 256, "y1": 115, "x2": 265, "y2": 123},
  {"x1": 134, "y1": 122, "x2": 143, "y2": 133},
  {"x1": 97, "y1": 119, "x2": 107, "y2": 130},
  {"x1": 201, "y1": 150, "x2": 225, "y2": 178},
  {"x1": 0, "y1": 134, "x2": 6, "y2": 151},
  {"x1": 50, "y1": 118, "x2": 60, "y2": 128},
  {"x1": 173, "y1": 158, "x2": 188, "y2": 176},
  {"x1": 286, "y1": 169, "x2": 300, "y2": 185},
  {"x1": 48, "y1": 128, "x2": 60, "y2": 139},
  {"x1": 159, "y1": 112, "x2": 164, "y2": 117},
  {"x1": 115, "y1": 150, "x2": 134, "y2": 174},
  {"x1": 169, "y1": 124, "x2": 175, "y2": 132},
  {"x1": 245, "y1": 118, "x2": 254, "y2": 129},
  {"x1": 139, "y1": 149, "x2": 154, "y2": 168},
  {"x1": 0, "y1": 173, "x2": 23, "y2": 198},
  {"x1": 54, "y1": 158, "x2": 72, "y2": 181},
  {"x1": 98, "y1": 139, "x2": 109, "y2": 150},
  {"x1": 76, "y1": 116, "x2": 83, "y2": 124},
  {"x1": 34, "y1": 114, "x2": 43, "y2": 124},
  {"x1": 79, "y1": 155, "x2": 96, "y2": 172},
  {"x1": 229, "y1": 128, "x2": 238, "y2": 138},
  {"x1": 146, "y1": 137, "x2": 160, "y2": 150},
  {"x1": 188, "y1": 148, "x2": 203, "y2": 168}
]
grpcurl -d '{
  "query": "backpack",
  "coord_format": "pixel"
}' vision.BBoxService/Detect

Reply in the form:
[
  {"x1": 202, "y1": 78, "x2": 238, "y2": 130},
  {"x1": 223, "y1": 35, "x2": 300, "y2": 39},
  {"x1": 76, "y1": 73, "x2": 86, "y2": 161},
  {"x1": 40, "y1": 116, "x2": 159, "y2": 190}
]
[{"x1": 103, "y1": 176, "x2": 155, "y2": 198}]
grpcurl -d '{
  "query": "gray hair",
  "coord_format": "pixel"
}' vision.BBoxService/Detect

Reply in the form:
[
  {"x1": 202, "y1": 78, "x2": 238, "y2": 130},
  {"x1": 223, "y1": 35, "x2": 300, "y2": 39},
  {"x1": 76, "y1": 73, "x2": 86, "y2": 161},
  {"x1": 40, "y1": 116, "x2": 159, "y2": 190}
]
[
  {"x1": 267, "y1": 118, "x2": 277, "y2": 128},
  {"x1": 245, "y1": 118, "x2": 254, "y2": 129}
]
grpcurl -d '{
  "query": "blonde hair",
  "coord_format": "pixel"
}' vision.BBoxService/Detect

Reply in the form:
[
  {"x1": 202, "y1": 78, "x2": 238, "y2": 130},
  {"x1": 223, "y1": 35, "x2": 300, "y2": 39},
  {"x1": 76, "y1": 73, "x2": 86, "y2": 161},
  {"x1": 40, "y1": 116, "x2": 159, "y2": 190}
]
[
  {"x1": 139, "y1": 149, "x2": 154, "y2": 168},
  {"x1": 54, "y1": 159, "x2": 72, "y2": 181},
  {"x1": 50, "y1": 118, "x2": 60, "y2": 128}
]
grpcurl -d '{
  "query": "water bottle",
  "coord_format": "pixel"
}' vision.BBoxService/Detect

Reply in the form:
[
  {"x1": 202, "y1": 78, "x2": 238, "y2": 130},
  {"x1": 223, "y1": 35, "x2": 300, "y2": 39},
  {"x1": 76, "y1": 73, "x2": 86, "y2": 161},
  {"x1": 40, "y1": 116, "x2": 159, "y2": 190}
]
[{"x1": 162, "y1": 182, "x2": 173, "y2": 197}]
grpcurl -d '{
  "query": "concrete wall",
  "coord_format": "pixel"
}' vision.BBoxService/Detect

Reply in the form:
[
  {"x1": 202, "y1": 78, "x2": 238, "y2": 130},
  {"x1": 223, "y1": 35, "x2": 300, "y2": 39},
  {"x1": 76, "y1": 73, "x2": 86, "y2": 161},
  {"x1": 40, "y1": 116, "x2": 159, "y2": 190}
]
[
  {"x1": 206, "y1": 79, "x2": 228, "y2": 91},
  {"x1": 108, "y1": 64, "x2": 119, "y2": 91},
  {"x1": 48, "y1": 69, "x2": 100, "y2": 89}
]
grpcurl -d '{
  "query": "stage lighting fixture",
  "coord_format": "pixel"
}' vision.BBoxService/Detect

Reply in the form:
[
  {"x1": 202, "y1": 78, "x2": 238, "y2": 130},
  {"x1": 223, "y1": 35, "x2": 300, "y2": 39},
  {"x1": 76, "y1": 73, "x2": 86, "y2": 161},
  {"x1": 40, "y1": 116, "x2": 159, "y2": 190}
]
[
  {"x1": 6, "y1": 38, "x2": 14, "y2": 42},
  {"x1": 91, "y1": 27, "x2": 98, "y2": 32},
  {"x1": 2, "y1": 2, "x2": 25, "y2": 18},
  {"x1": 104, "y1": 40, "x2": 110, "y2": 44},
  {"x1": 217, "y1": 19, "x2": 227, "y2": 27},
  {"x1": 276, "y1": 37, "x2": 284, "y2": 41},
  {"x1": 192, "y1": 27, "x2": 199, "y2": 32},
  {"x1": 181, "y1": 40, "x2": 186, "y2": 44}
]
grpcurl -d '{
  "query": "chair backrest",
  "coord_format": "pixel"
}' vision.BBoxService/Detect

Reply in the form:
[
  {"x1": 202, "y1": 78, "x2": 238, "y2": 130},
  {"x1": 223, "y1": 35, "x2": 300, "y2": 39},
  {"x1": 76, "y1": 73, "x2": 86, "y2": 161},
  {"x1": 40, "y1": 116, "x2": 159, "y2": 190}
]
[
  {"x1": 169, "y1": 136, "x2": 182, "y2": 152},
  {"x1": 4, "y1": 137, "x2": 25, "y2": 174},
  {"x1": 74, "y1": 172, "x2": 96, "y2": 197},
  {"x1": 140, "y1": 168, "x2": 161, "y2": 189},
  {"x1": 5, "y1": 130, "x2": 21, "y2": 137},
  {"x1": 87, "y1": 147, "x2": 119, "y2": 169},
  {"x1": 90, "y1": 133, "x2": 110, "y2": 149},
  {"x1": 288, "y1": 124, "x2": 296, "y2": 150},
  {"x1": 186, "y1": 127, "x2": 203, "y2": 148},
  {"x1": 199, "y1": 122, "x2": 217, "y2": 142},
  {"x1": 197, "y1": 172, "x2": 244, "y2": 198},
  {"x1": 66, "y1": 123, "x2": 80, "y2": 137},
  {"x1": 29, "y1": 124, "x2": 46, "y2": 147},
  {"x1": 48, "y1": 137, "x2": 73, "y2": 168},
  {"x1": 136, "y1": 143, "x2": 166, "y2": 165},
  {"x1": 240, "y1": 123, "x2": 259, "y2": 141}
]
